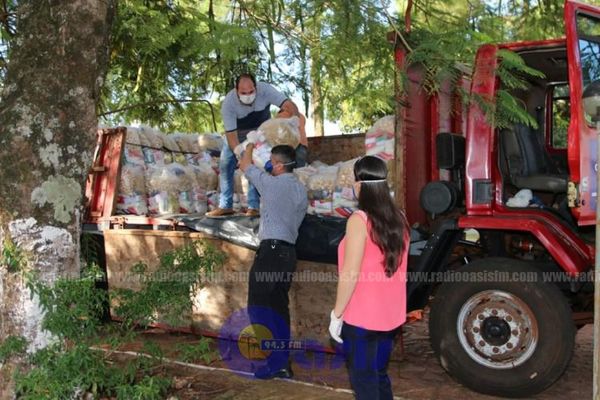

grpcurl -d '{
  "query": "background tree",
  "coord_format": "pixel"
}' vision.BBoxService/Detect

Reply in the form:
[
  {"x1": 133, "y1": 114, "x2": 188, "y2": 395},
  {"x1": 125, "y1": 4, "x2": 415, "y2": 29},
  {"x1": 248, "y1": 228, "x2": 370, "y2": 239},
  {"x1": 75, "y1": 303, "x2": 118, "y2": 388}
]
[
  {"x1": 100, "y1": 0, "x2": 258, "y2": 133},
  {"x1": 0, "y1": 1, "x2": 115, "y2": 397}
]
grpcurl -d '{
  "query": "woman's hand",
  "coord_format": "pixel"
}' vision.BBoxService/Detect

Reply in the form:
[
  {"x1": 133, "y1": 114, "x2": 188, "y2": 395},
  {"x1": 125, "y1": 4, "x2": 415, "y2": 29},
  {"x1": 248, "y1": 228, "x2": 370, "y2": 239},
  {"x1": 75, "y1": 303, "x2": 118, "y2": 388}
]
[{"x1": 329, "y1": 310, "x2": 343, "y2": 343}]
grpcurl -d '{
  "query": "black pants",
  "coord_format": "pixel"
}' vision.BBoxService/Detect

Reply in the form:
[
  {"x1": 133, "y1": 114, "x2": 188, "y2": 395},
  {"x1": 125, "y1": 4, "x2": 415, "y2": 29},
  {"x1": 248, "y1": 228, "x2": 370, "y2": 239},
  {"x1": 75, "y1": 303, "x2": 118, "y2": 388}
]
[
  {"x1": 342, "y1": 322, "x2": 400, "y2": 400},
  {"x1": 248, "y1": 239, "x2": 297, "y2": 369}
]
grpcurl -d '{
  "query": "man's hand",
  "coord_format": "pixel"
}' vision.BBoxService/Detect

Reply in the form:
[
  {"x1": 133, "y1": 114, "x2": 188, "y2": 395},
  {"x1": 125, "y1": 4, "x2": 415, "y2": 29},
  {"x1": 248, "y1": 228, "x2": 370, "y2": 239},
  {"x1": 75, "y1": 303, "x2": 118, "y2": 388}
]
[
  {"x1": 239, "y1": 143, "x2": 254, "y2": 172},
  {"x1": 225, "y1": 131, "x2": 240, "y2": 151}
]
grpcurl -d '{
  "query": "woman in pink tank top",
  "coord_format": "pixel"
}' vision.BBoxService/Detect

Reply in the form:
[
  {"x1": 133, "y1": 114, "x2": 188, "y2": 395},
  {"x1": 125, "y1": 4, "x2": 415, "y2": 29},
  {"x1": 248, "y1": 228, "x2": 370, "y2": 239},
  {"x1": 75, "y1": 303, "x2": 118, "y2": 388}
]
[{"x1": 329, "y1": 156, "x2": 409, "y2": 400}]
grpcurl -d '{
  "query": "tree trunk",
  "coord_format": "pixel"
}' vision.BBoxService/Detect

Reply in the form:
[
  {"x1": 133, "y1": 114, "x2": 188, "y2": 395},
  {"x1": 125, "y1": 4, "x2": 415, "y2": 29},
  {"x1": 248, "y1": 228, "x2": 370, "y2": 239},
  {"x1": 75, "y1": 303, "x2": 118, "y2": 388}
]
[
  {"x1": 310, "y1": 12, "x2": 324, "y2": 137},
  {"x1": 0, "y1": 1, "x2": 115, "y2": 398}
]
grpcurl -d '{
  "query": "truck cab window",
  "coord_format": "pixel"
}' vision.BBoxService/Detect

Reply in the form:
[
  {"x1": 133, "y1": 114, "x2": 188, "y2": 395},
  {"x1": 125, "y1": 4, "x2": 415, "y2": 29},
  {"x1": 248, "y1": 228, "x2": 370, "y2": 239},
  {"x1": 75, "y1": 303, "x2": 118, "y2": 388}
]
[
  {"x1": 577, "y1": 14, "x2": 600, "y2": 126},
  {"x1": 551, "y1": 84, "x2": 569, "y2": 149}
]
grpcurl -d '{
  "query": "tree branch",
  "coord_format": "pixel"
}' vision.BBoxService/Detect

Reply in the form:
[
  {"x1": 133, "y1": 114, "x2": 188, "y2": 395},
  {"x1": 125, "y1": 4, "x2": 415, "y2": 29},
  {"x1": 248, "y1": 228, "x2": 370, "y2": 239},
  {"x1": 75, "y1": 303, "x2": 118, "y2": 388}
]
[{"x1": 98, "y1": 99, "x2": 218, "y2": 131}]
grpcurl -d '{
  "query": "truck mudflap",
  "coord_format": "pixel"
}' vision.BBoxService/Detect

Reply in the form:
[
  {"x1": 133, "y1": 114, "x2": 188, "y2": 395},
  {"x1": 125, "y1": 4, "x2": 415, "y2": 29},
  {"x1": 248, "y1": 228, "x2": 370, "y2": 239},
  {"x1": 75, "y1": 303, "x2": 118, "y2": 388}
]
[{"x1": 406, "y1": 218, "x2": 462, "y2": 312}]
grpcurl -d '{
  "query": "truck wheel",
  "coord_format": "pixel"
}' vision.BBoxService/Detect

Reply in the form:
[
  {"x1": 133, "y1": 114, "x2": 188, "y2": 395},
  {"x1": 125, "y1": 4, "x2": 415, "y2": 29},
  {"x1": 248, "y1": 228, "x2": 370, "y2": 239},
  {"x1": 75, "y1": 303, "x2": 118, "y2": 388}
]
[{"x1": 429, "y1": 258, "x2": 575, "y2": 398}]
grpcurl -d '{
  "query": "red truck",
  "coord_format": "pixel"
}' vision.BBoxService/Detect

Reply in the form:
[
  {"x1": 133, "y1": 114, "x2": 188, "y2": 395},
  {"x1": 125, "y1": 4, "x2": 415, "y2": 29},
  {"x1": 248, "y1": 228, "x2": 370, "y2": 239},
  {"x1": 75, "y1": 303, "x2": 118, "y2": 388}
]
[
  {"x1": 85, "y1": 1, "x2": 600, "y2": 397},
  {"x1": 388, "y1": 0, "x2": 599, "y2": 397}
]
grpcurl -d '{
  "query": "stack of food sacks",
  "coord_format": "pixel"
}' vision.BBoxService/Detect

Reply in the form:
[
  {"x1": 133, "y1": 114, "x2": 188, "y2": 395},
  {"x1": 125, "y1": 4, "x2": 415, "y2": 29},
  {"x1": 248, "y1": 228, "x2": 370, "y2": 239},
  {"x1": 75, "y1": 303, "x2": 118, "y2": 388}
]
[
  {"x1": 116, "y1": 128, "x2": 148, "y2": 215},
  {"x1": 197, "y1": 133, "x2": 223, "y2": 210},
  {"x1": 114, "y1": 126, "x2": 217, "y2": 217},
  {"x1": 332, "y1": 158, "x2": 360, "y2": 217}
]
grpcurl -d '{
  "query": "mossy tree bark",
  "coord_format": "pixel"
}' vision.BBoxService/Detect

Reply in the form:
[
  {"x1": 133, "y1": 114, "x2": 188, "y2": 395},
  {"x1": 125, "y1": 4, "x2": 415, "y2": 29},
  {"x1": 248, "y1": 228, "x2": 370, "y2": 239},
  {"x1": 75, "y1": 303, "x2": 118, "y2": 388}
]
[{"x1": 0, "y1": 1, "x2": 115, "y2": 398}]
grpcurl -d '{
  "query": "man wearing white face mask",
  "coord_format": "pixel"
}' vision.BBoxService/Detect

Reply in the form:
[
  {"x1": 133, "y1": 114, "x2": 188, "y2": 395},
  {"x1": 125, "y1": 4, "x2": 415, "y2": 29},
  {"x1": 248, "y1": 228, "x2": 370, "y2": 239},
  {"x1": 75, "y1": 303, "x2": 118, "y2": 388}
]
[{"x1": 207, "y1": 73, "x2": 301, "y2": 218}]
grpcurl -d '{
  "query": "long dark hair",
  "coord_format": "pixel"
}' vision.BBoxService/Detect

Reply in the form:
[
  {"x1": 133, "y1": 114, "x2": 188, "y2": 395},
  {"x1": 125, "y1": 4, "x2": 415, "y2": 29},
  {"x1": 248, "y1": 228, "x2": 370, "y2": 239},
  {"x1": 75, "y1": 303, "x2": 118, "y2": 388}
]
[{"x1": 354, "y1": 156, "x2": 408, "y2": 277}]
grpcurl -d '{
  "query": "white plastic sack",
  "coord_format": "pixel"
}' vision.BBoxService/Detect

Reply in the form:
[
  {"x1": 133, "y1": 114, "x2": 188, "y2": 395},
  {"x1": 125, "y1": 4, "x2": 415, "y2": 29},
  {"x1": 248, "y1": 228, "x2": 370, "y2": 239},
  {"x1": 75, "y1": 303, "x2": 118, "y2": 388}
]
[{"x1": 365, "y1": 115, "x2": 394, "y2": 160}]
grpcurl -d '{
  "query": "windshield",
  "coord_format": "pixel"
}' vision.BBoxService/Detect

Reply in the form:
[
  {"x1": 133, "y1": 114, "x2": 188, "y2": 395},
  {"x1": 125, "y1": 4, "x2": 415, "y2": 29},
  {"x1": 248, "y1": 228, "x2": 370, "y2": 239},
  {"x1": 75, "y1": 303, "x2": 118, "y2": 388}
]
[{"x1": 577, "y1": 13, "x2": 600, "y2": 125}]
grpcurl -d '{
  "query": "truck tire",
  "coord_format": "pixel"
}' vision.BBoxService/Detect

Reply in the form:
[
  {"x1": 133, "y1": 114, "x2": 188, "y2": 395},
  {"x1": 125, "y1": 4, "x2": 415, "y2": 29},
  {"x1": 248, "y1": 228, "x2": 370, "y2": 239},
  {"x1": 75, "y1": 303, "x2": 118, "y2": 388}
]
[{"x1": 429, "y1": 258, "x2": 575, "y2": 398}]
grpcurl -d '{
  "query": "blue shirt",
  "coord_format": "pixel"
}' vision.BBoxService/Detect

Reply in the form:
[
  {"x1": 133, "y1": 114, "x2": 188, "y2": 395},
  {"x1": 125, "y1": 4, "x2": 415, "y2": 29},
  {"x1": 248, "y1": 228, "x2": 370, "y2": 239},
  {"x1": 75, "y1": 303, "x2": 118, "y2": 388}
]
[
  {"x1": 244, "y1": 165, "x2": 308, "y2": 243},
  {"x1": 221, "y1": 82, "x2": 288, "y2": 134}
]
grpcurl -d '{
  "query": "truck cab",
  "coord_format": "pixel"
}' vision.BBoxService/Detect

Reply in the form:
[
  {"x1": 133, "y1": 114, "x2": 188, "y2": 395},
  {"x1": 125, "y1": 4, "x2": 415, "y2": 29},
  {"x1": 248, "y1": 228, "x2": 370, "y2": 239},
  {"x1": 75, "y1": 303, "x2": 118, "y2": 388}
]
[{"x1": 393, "y1": 1, "x2": 600, "y2": 397}]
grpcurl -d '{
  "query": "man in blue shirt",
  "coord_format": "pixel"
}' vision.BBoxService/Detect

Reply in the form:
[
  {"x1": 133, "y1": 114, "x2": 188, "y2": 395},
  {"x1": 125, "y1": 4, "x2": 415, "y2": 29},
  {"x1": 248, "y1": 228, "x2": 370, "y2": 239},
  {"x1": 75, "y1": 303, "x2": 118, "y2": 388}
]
[
  {"x1": 239, "y1": 143, "x2": 308, "y2": 379},
  {"x1": 207, "y1": 73, "x2": 301, "y2": 217}
]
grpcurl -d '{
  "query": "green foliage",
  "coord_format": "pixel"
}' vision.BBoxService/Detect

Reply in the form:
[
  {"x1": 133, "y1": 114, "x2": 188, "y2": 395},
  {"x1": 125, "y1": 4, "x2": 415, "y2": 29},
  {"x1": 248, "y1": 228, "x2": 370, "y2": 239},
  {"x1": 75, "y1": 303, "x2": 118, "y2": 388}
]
[
  {"x1": 496, "y1": 49, "x2": 546, "y2": 89},
  {"x1": 1, "y1": 237, "x2": 26, "y2": 272},
  {"x1": 14, "y1": 240, "x2": 224, "y2": 399},
  {"x1": 495, "y1": 90, "x2": 539, "y2": 129},
  {"x1": 31, "y1": 265, "x2": 108, "y2": 341},
  {"x1": 16, "y1": 342, "x2": 172, "y2": 399},
  {"x1": 112, "y1": 240, "x2": 225, "y2": 330},
  {"x1": 402, "y1": 27, "x2": 544, "y2": 129},
  {"x1": 0, "y1": 0, "x2": 585, "y2": 133},
  {"x1": 0, "y1": 335, "x2": 28, "y2": 362},
  {"x1": 16, "y1": 344, "x2": 125, "y2": 400},
  {"x1": 176, "y1": 337, "x2": 220, "y2": 364},
  {"x1": 494, "y1": 50, "x2": 545, "y2": 129},
  {"x1": 114, "y1": 375, "x2": 172, "y2": 400},
  {"x1": 405, "y1": 28, "x2": 474, "y2": 94},
  {"x1": 101, "y1": 0, "x2": 258, "y2": 132}
]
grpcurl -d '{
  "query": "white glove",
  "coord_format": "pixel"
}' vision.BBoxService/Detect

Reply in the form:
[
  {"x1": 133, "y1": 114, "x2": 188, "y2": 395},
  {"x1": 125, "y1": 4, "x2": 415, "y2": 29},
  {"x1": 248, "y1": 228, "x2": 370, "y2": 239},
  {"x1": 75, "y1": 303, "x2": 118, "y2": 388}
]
[
  {"x1": 246, "y1": 131, "x2": 265, "y2": 144},
  {"x1": 233, "y1": 143, "x2": 246, "y2": 158},
  {"x1": 329, "y1": 310, "x2": 343, "y2": 343}
]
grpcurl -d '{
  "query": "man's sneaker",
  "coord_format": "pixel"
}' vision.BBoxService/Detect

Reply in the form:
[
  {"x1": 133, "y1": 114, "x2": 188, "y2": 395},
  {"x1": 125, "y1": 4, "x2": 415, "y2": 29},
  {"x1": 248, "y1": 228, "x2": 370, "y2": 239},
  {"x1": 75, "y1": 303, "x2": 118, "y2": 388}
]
[
  {"x1": 205, "y1": 208, "x2": 234, "y2": 217},
  {"x1": 253, "y1": 364, "x2": 294, "y2": 380},
  {"x1": 245, "y1": 208, "x2": 260, "y2": 217}
]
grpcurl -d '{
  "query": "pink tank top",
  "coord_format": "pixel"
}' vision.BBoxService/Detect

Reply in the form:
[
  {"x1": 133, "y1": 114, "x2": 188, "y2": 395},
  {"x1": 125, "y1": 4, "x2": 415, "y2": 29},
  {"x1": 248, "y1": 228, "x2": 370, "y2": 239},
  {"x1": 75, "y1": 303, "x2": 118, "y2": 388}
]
[{"x1": 337, "y1": 210, "x2": 408, "y2": 331}]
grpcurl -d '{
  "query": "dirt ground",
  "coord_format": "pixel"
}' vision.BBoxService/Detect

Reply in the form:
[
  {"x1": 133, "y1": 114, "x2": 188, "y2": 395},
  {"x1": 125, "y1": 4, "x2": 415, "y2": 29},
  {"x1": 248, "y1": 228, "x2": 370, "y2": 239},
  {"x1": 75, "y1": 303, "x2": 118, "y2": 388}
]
[{"x1": 105, "y1": 312, "x2": 592, "y2": 400}]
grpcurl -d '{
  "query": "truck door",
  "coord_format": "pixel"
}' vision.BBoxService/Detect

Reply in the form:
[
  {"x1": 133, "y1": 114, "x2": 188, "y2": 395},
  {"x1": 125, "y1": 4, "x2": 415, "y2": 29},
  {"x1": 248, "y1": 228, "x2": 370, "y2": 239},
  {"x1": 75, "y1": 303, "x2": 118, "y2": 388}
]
[{"x1": 565, "y1": 0, "x2": 600, "y2": 225}]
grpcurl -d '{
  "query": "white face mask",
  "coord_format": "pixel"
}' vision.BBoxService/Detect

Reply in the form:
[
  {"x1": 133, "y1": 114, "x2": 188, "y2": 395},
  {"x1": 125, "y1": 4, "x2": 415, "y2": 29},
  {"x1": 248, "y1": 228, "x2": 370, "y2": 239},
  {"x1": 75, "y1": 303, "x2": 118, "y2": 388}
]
[{"x1": 239, "y1": 93, "x2": 256, "y2": 105}]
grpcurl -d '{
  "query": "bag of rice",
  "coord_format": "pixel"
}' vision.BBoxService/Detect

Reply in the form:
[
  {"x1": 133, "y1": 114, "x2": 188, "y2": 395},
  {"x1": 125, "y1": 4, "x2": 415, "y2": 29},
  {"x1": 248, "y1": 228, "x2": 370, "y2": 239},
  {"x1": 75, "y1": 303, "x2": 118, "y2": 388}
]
[
  {"x1": 116, "y1": 165, "x2": 148, "y2": 215},
  {"x1": 189, "y1": 162, "x2": 217, "y2": 190},
  {"x1": 146, "y1": 163, "x2": 193, "y2": 215},
  {"x1": 143, "y1": 147, "x2": 166, "y2": 166},
  {"x1": 123, "y1": 143, "x2": 145, "y2": 167},
  {"x1": 365, "y1": 115, "x2": 394, "y2": 160},
  {"x1": 125, "y1": 127, "x2": 142, "y2": 146},
  {"x1": 198, "y1": 133, "x2": 224, "y2": 157},
  {"x1": 141, "y1": 126, "x2": 164, "y2": 149},
  {"x1": 293, "y1": 165, "x2": 318, "y2": 187},
  {"x1": 333, "y1": 158, "x2": 360, "y2": 218},
  {"x1": 306, "y1": 165, "x2": 338, "y2": 215},
  {"x1": 258, "y1": 116, "x2": 300, "y2": 148}
]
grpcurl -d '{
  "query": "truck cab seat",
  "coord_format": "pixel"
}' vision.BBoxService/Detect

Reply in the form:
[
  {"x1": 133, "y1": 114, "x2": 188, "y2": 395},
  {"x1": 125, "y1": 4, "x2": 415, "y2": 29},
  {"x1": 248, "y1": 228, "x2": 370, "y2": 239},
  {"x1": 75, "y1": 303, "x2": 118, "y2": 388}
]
[{"x1": 499, "y1": 124, "x2": 567, "y2": 193}]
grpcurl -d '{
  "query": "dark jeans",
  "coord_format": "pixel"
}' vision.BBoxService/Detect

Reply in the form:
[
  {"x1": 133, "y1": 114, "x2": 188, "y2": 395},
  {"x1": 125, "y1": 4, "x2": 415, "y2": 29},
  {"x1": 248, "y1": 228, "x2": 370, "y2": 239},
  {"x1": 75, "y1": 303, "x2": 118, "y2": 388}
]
[
  {"x1": 248, "y1": 239, "x2": 297, "y2": 369},
  {"x1": 342, "y1": 322, "x2": 400, "y2": 400}
]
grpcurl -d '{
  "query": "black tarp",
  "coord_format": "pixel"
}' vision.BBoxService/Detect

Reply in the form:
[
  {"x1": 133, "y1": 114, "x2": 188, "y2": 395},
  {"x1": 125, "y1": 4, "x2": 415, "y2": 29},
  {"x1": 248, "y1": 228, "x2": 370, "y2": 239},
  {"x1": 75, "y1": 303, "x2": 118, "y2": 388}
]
[
  {"x1": 179, "y1": 214, "x2": 347, "y2": 264},
  {"x1": 179, "y1": 214, "x2": 428, "y2": 265}
]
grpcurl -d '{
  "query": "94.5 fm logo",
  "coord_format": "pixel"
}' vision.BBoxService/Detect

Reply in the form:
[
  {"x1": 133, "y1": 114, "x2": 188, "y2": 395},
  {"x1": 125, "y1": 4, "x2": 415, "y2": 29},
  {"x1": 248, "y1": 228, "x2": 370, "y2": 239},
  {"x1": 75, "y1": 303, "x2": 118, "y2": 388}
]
[{"x1": 217, "y1": 306, "x2": 346, "y2": 379}]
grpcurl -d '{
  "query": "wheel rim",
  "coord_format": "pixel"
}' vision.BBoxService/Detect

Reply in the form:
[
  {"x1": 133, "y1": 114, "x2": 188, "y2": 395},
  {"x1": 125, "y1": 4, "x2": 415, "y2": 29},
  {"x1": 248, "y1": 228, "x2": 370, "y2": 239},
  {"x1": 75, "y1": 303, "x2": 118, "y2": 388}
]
[{"x1": 457, "y1": 290, "x2": 538, "y2": 369}]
